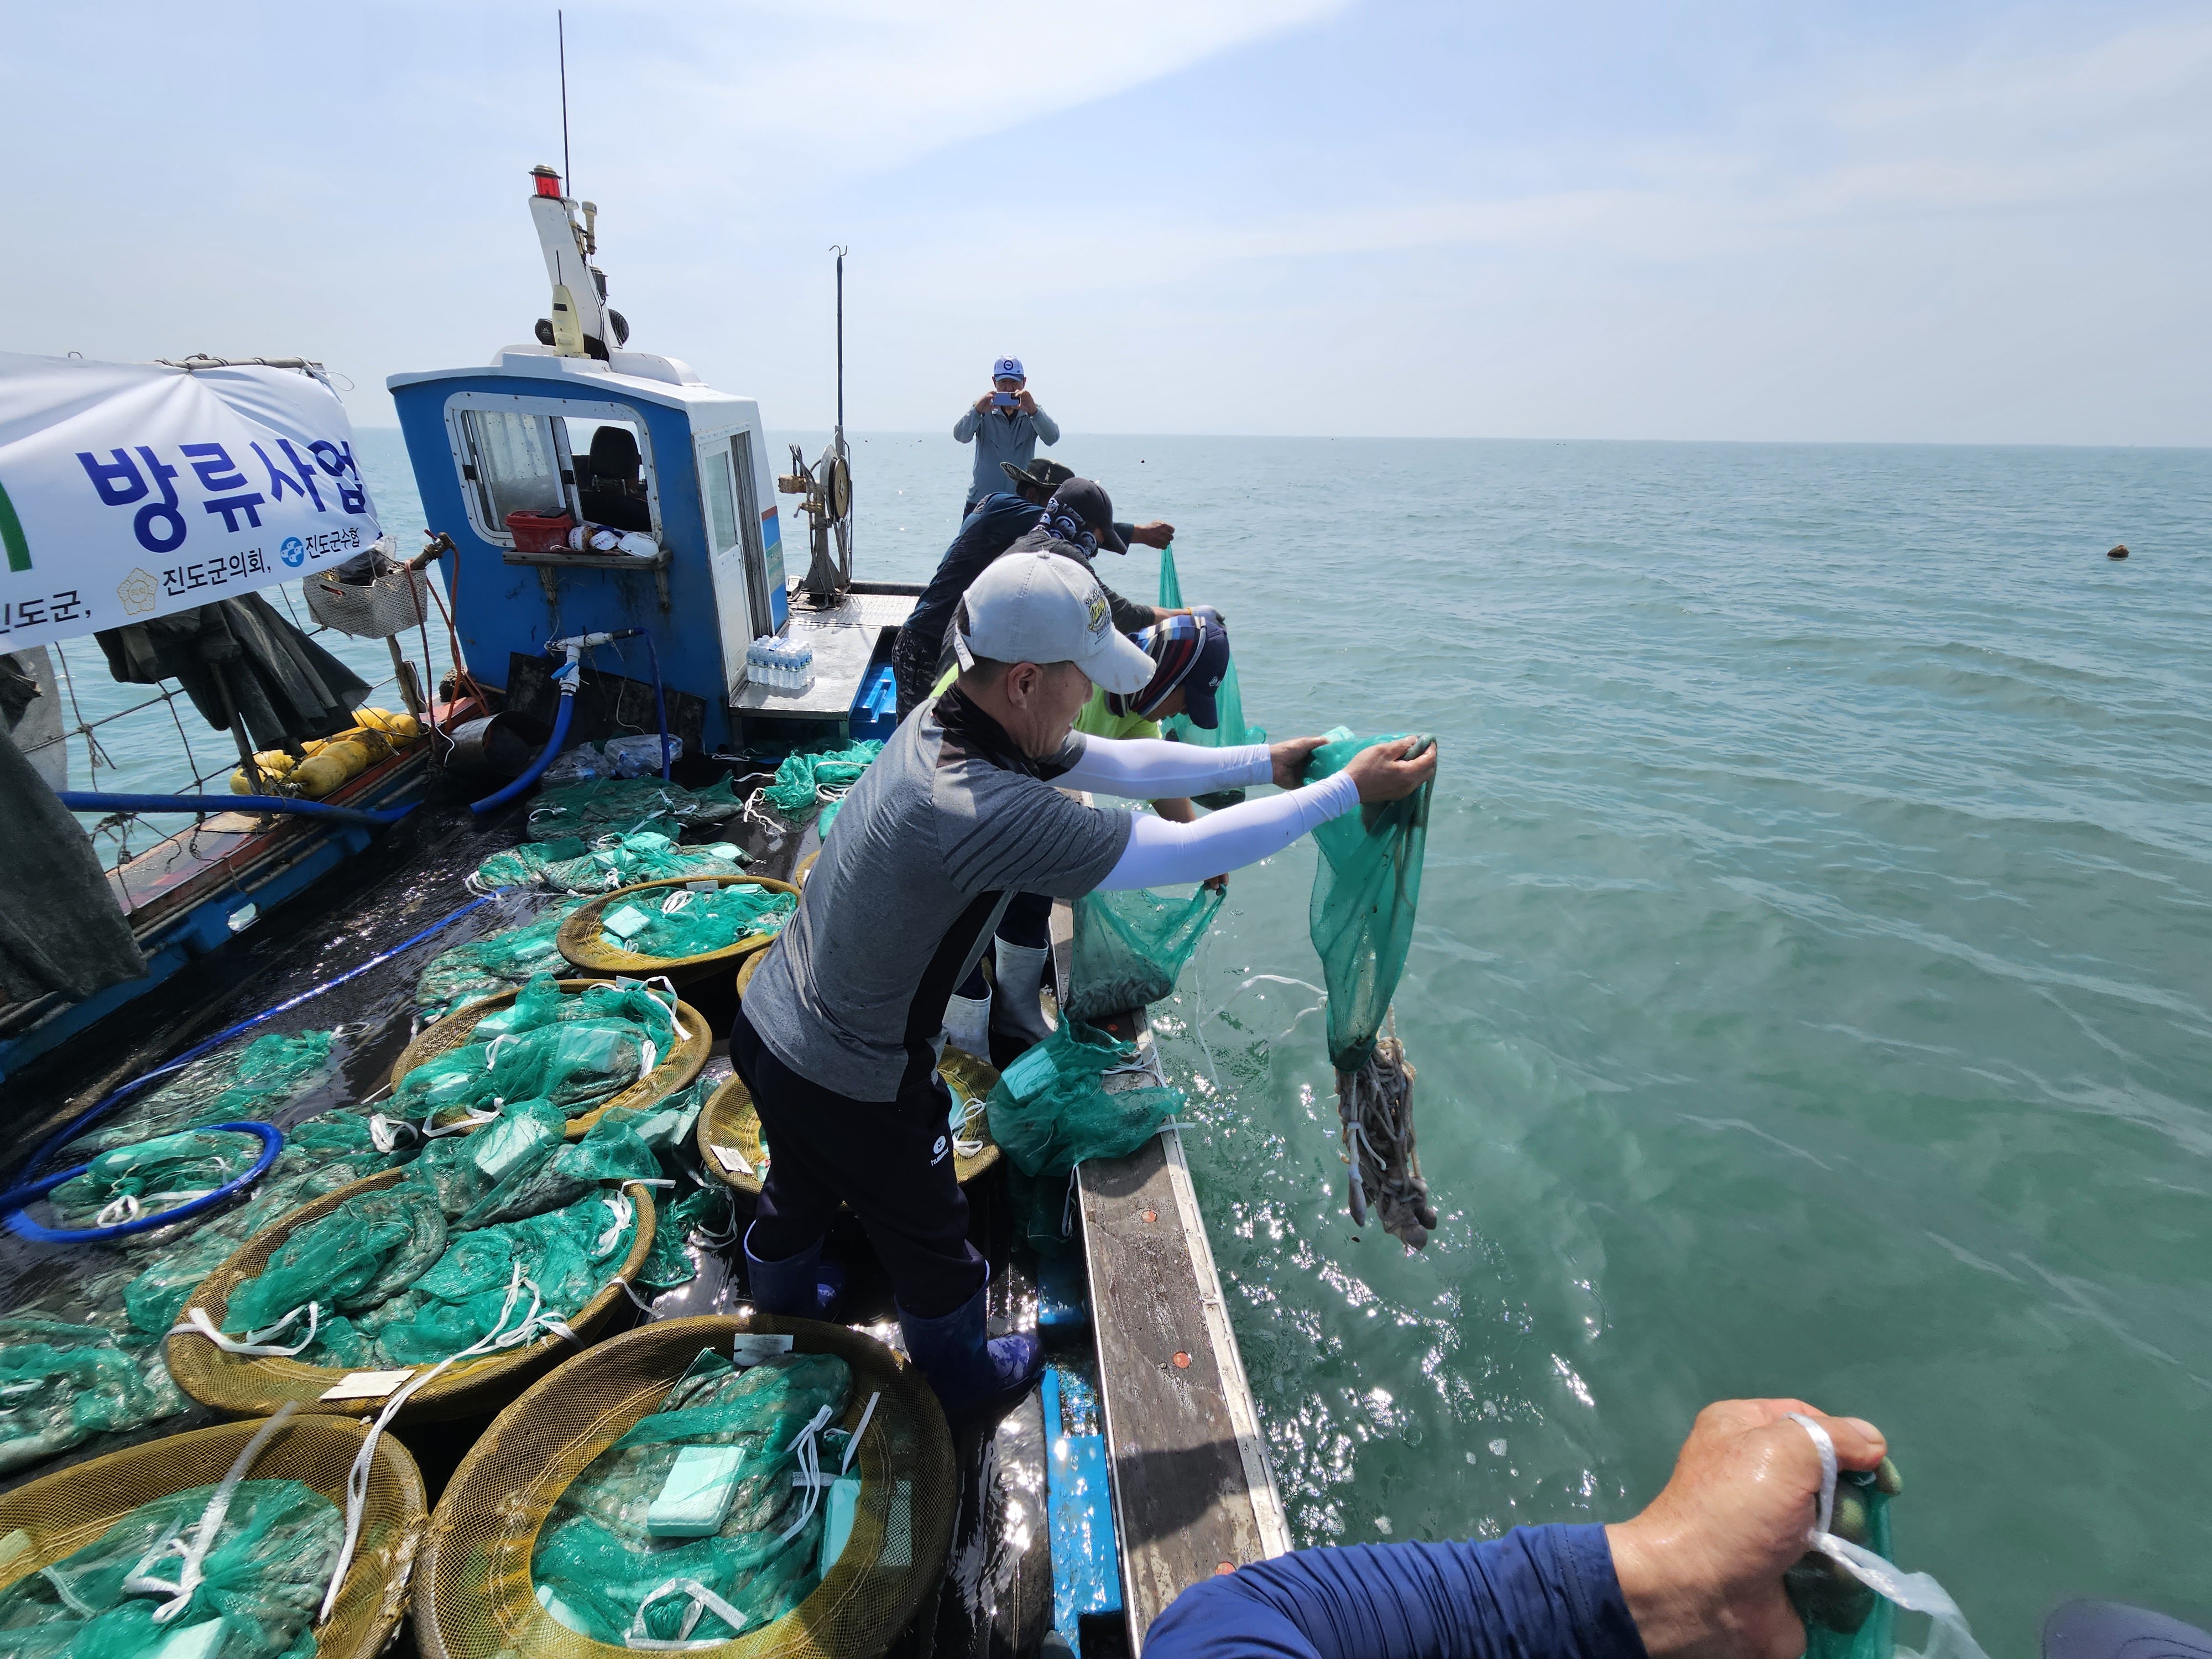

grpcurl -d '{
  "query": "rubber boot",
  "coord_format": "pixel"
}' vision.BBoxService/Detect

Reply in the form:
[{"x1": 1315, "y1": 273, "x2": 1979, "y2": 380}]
[
  {"x1": 743, "y1": 1225, "x2": 843, "y2": 1319},
  {"x1": 897, "y1": 1276, "x2": 1044, "y2": 1418},
  {"x1": 942, "y1": 990, "x2": 992, "y2": 1061},
  {"x1": 989, "y1": 939, "x2": 1054, "y2": 1047}
]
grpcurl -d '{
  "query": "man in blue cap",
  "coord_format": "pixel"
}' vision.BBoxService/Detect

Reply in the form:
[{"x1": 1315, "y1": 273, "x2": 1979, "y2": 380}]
[{"x1": 953, "y1": 356, "x2": 1058, "y2": 517}]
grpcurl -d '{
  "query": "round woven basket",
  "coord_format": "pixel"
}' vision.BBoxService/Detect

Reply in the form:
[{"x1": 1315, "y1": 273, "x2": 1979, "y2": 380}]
[
  {"x1": 696, "y1": 1050, "x2": 1000, "y2": 1197},
  {"x1": 167, "y1": 1167, "x2": 658, "y2": 1425},
  {"x1": 414, "y1": 1313, "x2": 954, "y2": 1659},
  {"x1": 390, "y1": 978, "x2": 711, "y2": 1141},
  {"x1": 795, "y1": 849, "x2": 821, "y2": 886},
  {"x1": 556, "y1": 875, "x2": 802, "y2": 983},
  {"x1": 734, "y1": 948, "x2": 766, "y2": 1001},
  {"x1": 0, "y1": 1413, "x2": 426, "y2": 1659}
]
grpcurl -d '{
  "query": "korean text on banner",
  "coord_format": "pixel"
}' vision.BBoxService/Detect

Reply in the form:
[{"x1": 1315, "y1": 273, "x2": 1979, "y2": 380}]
[{"x1": 0, "y1": 353, "x2": 382, "y2": 651}]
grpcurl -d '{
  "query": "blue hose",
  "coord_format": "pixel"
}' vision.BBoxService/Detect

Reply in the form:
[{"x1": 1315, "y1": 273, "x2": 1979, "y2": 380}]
[
  {"x1": 60, "y1": 791, "x2": 415, "y2": 828},
  {"x1": 12, "y1": 890, "x2": 501, "y2": 1188},
  {"x1": 469, "y1": 688, "x2": 575, "y2": 816},
  {"x1": 4, "y1": 1121, "x2": 284, "y2": 1244}
]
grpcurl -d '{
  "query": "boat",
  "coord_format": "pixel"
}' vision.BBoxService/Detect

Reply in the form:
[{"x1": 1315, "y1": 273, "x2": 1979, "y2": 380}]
[{"x1": 0, "y1": 165, "x2": 1286, "y2": 1659}]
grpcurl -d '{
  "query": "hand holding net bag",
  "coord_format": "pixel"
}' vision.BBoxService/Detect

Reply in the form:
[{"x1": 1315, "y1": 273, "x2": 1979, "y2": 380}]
[{"x1": 1303, "y1": 729, "x2": 1438, "y2": 1249}]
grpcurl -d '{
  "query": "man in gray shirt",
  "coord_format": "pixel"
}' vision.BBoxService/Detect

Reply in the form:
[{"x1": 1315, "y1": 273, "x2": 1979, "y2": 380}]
[
  {"x1": 736, "y1": 553, "x2": 1437, "y2": 1416},
  {"x1": 952, "y1": 356, "x2": 1059, "y2": 514}
]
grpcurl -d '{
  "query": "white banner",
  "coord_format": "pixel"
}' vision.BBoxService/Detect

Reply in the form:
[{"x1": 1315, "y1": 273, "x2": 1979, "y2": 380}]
[{"x1": 0, "y1": 352, "x2": 382, "y2": 652}]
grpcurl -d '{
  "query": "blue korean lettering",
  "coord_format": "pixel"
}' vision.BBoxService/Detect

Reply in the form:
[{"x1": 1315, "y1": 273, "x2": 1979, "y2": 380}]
[
  {"x1": 255, "y1": 441, "x2": 322, "y2": 510},
  {"x1": 179, "y1": 442, "x2": 247, "y2": 493},
  {"x1": 130, "y1": 447, "x2": 186, "y2": 554},
  {"x1": 77, "y1": 448, "x2": 148, "y2": 505},
  {"x1": 311, "y1": 439, "x2": 368, "y2": 514},
  {"x1": 203, "y1": 493, "x2": 268, "y2": 533}
]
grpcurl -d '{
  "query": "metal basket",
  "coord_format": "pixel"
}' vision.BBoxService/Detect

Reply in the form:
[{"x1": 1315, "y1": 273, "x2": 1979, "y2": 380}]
[{"x1": 304, "y1": 557, "x2": 433, "y2": 639}]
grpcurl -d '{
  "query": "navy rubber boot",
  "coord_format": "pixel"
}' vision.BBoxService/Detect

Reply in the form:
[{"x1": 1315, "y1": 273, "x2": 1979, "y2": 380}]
[
  {"x1": 896, "y1": 1278, "x2": 1044, "y2": 1418},
  {"x1": 743, "y1": 1226, "x2": 844, "y2": 1319}
]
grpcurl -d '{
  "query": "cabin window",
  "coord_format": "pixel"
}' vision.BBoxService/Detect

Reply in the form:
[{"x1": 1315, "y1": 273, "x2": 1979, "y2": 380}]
[
  {"x1": 458, "y1": 410, "x2": 565, "y2": 534},
  {"x1": 564, "y1": 417, "x2": 656, "y2": 536}
]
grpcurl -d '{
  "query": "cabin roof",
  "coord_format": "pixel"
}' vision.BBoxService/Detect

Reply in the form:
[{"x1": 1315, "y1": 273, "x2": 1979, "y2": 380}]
[{"x1": 386, "y1": 346, "x2": 755, "y2": 415}]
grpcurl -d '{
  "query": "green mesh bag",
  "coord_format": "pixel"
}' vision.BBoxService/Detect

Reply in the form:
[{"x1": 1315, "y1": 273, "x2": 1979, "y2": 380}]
[
  {"x1": 634, "y1": 1184, "x2": 735, "y2": 1291},
  {"x1": 526, "y1": 775, "x2": 744, "y2": 842},
  {"x1": 222, "y1": 1183, "x2": 449, "y2": 1335},
  {"x1": 0, "y1": 1320, "x2": 186, "y2": 1477},
  {"x1": 0, "y1": 1477, "x2": 342, "y2": 1659},
  {"x1": 1064, "y1": 884, "x2": 1224, "y2": 1023},
  {"x1": 985, "y1": 1018, "x2": 1183, "y2": 1252},
  {"x1": 44, "y1": 1129, "x2": 264, "y2": 1230},
  {"x1": 1790, "y1": 1468, "x2": 1897, "y2": 1659},
  {"x1": 531, "y1": 1349, "x2": 853, "y2": 1646},
  {"x1": 393, "y1": 1006, "x2": 658, "y2": 1125},
  {"x1": 475, "y1": 834, "x2": 745, "y2": 897},
  {"x1": 456, "y1": 1117, "x2": 659, "y2": 1232},
  {"x1": 759, "y1": 741, "x2": 883, "y2": 817},
  {"x1": 62, "y1": 1032, "x2": 335, "y2": 1159},
  {"x1": 598, "y1": 884, "x2": 799, "y2": 959},
  {"x1": 1156, "y1": 546, "x2": 1265, "y2": 755},
  {"x1": 1302, "y1": 730, "x2": 1434, "y2": 1072},
  {"x1": 415, "y1": 898, "x2": 589, "y2": 1021}
]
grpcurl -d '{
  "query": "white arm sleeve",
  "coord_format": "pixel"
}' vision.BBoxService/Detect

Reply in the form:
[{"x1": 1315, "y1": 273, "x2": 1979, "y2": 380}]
[
  {"x1": 1098, "y1": 772, "x2": 1358, "y2": 890},
  {"x1": 1055, "y1": 737, "x2": 1274, "y2": 801}
]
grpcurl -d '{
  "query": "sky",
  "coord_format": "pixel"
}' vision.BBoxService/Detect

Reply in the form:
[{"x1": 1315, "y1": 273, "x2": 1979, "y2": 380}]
[{"x1": 6, "y1": 1, "x2": 2208, "y2": 446}]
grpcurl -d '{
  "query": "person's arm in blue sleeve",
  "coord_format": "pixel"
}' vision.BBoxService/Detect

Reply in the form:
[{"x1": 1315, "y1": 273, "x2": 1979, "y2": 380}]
[
  {"x1": 1031, "y1": 406, "x2": 1060, "y2": 445},
  {"x1": 1144, "y1": 1401, "x2": 1897, "y2": 1659},
  {"x1": 954, "y1": 405, "x2": 983, "y2": 441},
  {"x1": 1145, "y1": 1527, "x2": 1641, "y2": 1659}
]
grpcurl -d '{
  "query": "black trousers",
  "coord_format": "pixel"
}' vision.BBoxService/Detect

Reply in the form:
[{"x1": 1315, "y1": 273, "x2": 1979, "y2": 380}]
[{"x1": 731, "y1": 1009, "x2": 985, "y2": 1318}]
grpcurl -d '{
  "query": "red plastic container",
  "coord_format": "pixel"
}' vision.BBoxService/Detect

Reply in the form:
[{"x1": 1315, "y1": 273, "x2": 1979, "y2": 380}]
[{"x1": 505, "y1": 509, "x2": 575, "y2": 552}]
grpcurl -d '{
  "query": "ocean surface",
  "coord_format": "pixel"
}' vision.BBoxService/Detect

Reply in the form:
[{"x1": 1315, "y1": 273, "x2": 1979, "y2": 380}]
[{"x1": 78, "y1": 429, "x2": 2212, "y2": 1644}]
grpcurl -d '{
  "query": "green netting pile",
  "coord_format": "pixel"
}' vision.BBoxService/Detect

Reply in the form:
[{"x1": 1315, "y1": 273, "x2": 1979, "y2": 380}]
[
  {"x1": 533, "y1": 1349, "x2": 853, "y2": 1647},
  {"x1": 0, "y1": 1477, "x2": 341, "y2": 1659},
  {"x1": 526, "y1": 775, "x2": 745, "y2": 843},
  {"x1": 213, "y1": 1109, "x2": 650, "y2": 1369},
  {"x1": 473, "y1": 832, "x2": 747, "y2": 897},
  {"x1": 985, "y1": 1017, "x2": 1183, "y2": 1253},
  {"x1": 759, "y1": 740, "x2": 883, "y2": 818},
  {"x1": 1065, "y1": 885, "x2": 1223, "y2": 1023},
  {"x1": 415, "y1": 898, "x2": 589, "y2": 1021},
  {"x1": 61, "y1": 1032, "x2": 335, "y2": 1160},
  {"x1": 1303, "y1": 728, "x2": 1438, "y2": 1249},
  {"x1": 43, "y1": 1129, "x2": 265, "y2": 1232},
  {"x1": 0, "y1": 1318, "x2": 187, "y2": 1477},
  {"x1": 598, "y1": 884, "x2": 798, "y2": 959},
  {"x1": 392, "y1": 975, "x2": 678, "y2": 1126},
  {"x1": 1157, "y1": 546, "x2": 1265, "y2": 759}
]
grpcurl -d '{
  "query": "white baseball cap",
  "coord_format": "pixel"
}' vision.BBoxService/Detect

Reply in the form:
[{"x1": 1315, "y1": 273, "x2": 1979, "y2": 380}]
[{"x1": 951, "y1": 552, "x2": 1157, "y2": 695}]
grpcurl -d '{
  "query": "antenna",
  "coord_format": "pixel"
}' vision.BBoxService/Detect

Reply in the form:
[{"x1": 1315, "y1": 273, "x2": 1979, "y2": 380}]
[
  {"x1": 831, "y1": 246, "x2": 846, "y2": 432},
  {"x1": 558, "y1": 10, "x2": 572, "y2": 194}
]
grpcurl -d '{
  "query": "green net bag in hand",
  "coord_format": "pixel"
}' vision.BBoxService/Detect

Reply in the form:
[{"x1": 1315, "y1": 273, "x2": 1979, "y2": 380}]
[
  {"x1": 1156, "y1": 546, "x2": 1265, "y2": 758},
  {"x1": 0, "y1": 1476, "x2": 342, "y2": 1659},
  {"x1": 759, "y1": 740, "x2": 883, "y2": 818},
  {"x1": 415, "y1": 898, "x2": 589, "y2": 1021},
  {"x1": 599, "y1": 883, "x2": 798, "y2": 959},
  {"x1": 531, "y1": 1348, "x2": 853, "y2": 1647},
  {"x1": 1303, "y1": 729, "x2": 1438, "y2": 1249},
  {"x1": 44, "y1": 1129, "x2": 265, "y2": 1230},
  {"x1": 1064, "y1": 885, "x2": 1224, "y2": 1023},
  {"x1": 986, "y1": 1017, "x2": 1183, "y2": 1252}
]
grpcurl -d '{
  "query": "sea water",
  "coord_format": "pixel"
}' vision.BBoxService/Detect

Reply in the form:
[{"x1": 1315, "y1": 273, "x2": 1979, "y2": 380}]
[
  {"x1": 69, "y1": 430, "x2": 2212, "y2": 1642},
  {"x1": 824, "y1": 432, "x2": 2212, "y2": 1647}
]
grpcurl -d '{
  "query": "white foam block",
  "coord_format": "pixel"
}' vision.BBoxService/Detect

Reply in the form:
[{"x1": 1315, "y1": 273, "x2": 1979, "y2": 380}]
[
  {"x1": 729, "y1": 1333, "x2": 794, "y2": 1366},
  {"x1": 148, "y1": 1619, "x2": 229, "y2": 1659},
  {"x1": 646, "y1": 1444, "x2": 747, "y2": 1537},
  {"x1": 818, "y1": 1475, "x2": 862, "y2": 1577},
  {"x1": 320, "y1": 1369, "x2": 415, "y2": 1402}
]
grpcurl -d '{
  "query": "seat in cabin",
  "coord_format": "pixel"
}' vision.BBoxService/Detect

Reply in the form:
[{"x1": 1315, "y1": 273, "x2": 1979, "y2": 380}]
[{"x1": 577, "y1": 426, "x2": 654, "y2": 533}]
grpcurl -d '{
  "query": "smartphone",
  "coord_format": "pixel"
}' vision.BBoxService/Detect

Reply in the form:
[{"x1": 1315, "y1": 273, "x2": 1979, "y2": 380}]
[{"x1": 992, "y1": 392, "x2": 1018, "y2": 408}]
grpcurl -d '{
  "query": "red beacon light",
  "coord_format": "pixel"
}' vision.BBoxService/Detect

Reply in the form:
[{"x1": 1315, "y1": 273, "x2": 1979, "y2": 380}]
[{"x1": 530, "y1": 164, "x2": 562, "y2": 199}]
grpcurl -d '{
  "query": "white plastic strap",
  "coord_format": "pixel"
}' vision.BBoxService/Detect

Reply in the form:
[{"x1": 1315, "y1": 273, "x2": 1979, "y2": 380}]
[
  {"x1": 598, "y1": 1193, "x2": 635, "y2": 1256},
  {"x1": 841, "y1": 1391, "x2": 880, "y2": 1475},
  {"x1": 638, "y1": 1040, "x2": 659, "y2": 1079},
  {"x1": 624, "y1": 1577, "x2": 749, "y2": 1650},
  {"x1": 1785, "y1": 1415, "x2": 1994, "y2": 1659},
  {"x1": 125, "y1": 1401, "x2": 300, "y2": 1624},
  {"x1": 174, "y1": 1303, "x2": 322, "y2": 1358},
  {"x1": 368, "y1": 1114, "x2": 421, "y2": 1154},
  {"x1": 774, "y1": 1405, "x2": 837, "y2": 1545},
  {"x1": 95, "y1": 1193, "x2": 143, "y2": 1227},
  {"x1": 484, "y1": 1033, "x2": 522, "y2": 1068},
  {"x1": 421, "y1": 1107, "x2": 501, "y2": 1140}
]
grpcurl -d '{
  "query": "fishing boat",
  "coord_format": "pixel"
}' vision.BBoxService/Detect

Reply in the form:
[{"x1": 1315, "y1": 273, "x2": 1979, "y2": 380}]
[{"x1": 0, "y1": 165, "x2": 1286, "y2": 1659}]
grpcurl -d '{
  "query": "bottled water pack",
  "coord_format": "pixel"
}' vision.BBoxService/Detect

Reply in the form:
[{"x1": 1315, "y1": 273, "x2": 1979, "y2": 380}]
[{"x1": 747, "y1": 635, "x2": 815, "y2": 693}]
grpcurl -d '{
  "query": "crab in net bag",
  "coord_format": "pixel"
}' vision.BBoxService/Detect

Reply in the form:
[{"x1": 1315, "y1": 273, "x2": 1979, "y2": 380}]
[
  {"x1": 414, "y1": 896, "x2": 589, "y2": 1022},
  {"x1": 1303, "y1": 730, "x2": 1438, "y2": 1249},
  {"x1": 1063, "y1": 882, "x2": 1224, "y2": 1024},
  {"x1": 530, "y1": 1347, "x2": 854, "y2": 1647},
  {"x1": 595, "y1": 883, "x2": 798, "y2": 960},
  {"x1": 0, "y1": 1473, "x2": 342, "y2": 1659}
]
